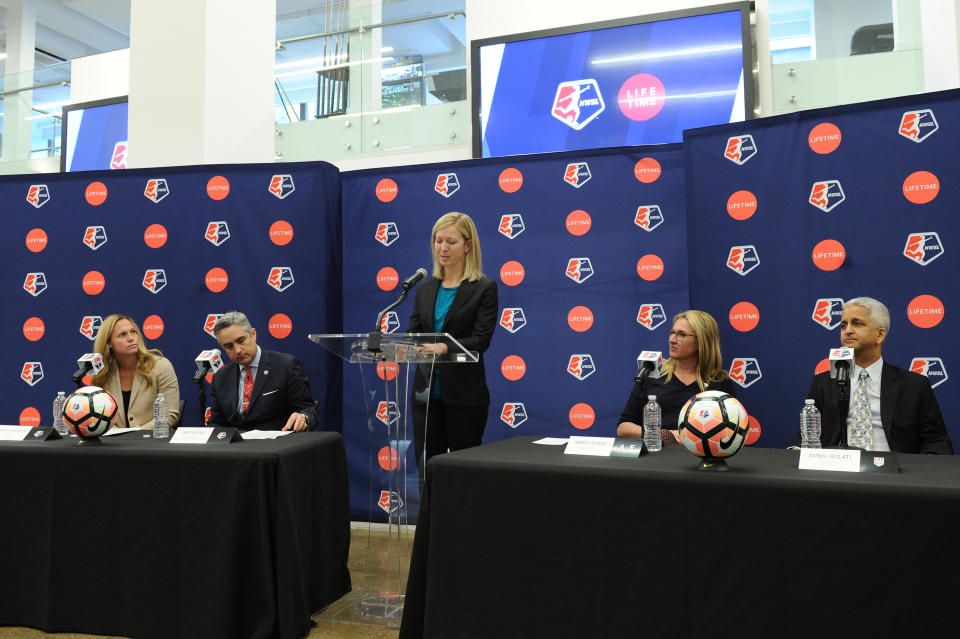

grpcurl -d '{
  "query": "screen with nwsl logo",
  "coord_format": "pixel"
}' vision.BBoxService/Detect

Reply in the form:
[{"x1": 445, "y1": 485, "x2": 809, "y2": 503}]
[
  {"x1": 472, "y1": 4, "x2": 753, "y2": 157},
  {"x1": 60, "y1": 97, "x2": 129, "y2": 172}
]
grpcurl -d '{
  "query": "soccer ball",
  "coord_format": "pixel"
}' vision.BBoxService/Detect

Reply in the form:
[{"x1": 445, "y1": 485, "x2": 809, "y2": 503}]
[
  {"x1": 63, "y1": 386, "x2": 119, "y2": 438},
  {"x1": 677, "y1": 390, "x2": 749, "y2": 463}
]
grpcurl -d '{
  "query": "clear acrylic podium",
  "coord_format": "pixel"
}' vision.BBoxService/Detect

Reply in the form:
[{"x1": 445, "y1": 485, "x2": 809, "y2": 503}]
[{"x1": 308, "y1": 331, "x2": 477, "y2": 624}]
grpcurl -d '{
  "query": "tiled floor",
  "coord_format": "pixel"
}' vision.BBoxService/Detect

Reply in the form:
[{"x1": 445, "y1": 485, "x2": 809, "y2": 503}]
[{"x1": 0, "y1": 524, "x2": 415, "y2": 639}]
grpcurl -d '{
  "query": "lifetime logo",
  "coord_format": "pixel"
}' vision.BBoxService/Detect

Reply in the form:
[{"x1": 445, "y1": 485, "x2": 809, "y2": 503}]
[
  {"x1": 729, "y1": 358, "x2": 762, "y2": 388},
  {"x1": 21, "y1": 362, "x2": 44, "y2": 386},
  {"x1": 379, "y1": 311, "x2": 400, "y2": 333},
  {"x1": 142, "y1": 269, "x2": 167, "y2": 294},
  {"x1": 375, "y1": 222, "x2": 399, "y2": 246},
  {"x1": 727, "y1": 245, "x2": 760, "y2": 276},
  {"x1": 563, "y1": 162, "x2": 592, "y2": 188},
  {"x1": 634, "y1": 205, "x2": 664, "y2": 232},
  {"x1": 269, "y1": 174, "x2": 296, "y2": 199},
  {"x1": 144, "y1": 178, "x2": 170, "y2": 203},
  {"x1": 809, "y1": 180, "x2": 845, "y2": 212},
  {"x1": 904, "y1": 232, "x2": 944, "y2": 266},
  {"x1": 268, "y1": 267, "x2": 295, "y2": 292},
  {"x1": 636, "y1": 303, "x2": 667, "y2": 330},
  {"x1": 910, "y1": 357, "x2": 948, "y2": 388},
  {"x1": 500, "y1": 402, "x2": 528, "y2": 428},
  {"x1": 724, "y1": 135, "x2": 757, "y2": 165},
  {"x1": 26, "y1": 184, "x2": 50, "y2": 208},
  {"x1": 499, "y1": 308, "x2": 527, "y2": 333},
  {"x1": 434, "y1": 173, "x2": 460, "y2": 198},
  {"x1": 376, "y1": 401, "x2": 400, "y2": 426},
  {"x1": 566, "y1": 258, "x2": 594, "y2": 283},
  {"x1": 899, "y1": 109, "x2": 938, "y2": 143},
  {"x1": 204, "y1": 314, "x2": 223, "y2": 338},
  {"x1": 205, "y1": 221, "x2": 231, "y2": 246},
  {"x1": 23, "y1": 272, "x2": 47, "y2": 297},
  {"x1": 111, "y1": 141, "x2": 128, "y2": 170},
  {"x1": 811, "y1": 298, "x2": 844, "y2": 330},
  {"x1": 499, "y1": 214, "x2": 525, "y2": 239},
  {"x1": 83, "y1": 226, "x2": 108, "y2": 251},
  {"x1": 567, "y1": 354, "x2": 596, "y2": 380},
  {"x1": 552, "y1": 79, "x2": 605, "y2": 130}
]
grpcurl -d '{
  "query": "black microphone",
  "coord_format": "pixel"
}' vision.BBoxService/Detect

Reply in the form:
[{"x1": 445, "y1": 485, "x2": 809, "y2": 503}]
[
  {"x1": 370, "y1": 268, "x2": 428, "y2": 353},
  {"x1": 634, "y1": 351, "x2": 663, "y2": 383},
  {"x1": 829, "y1": 347, "x2": 854, "y2": 402},
  {"x1": 402, "y1": 268, "x2": 428, "y2": 291},
  {"x1": 192, "y1": 349, "x2": 224, "y2": 384},
  {"x1": 72, "y1": 353, "x2": 105, "y2": 386}
]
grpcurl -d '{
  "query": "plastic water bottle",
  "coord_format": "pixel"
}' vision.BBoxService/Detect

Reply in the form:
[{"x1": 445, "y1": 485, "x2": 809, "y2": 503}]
[
  {"x1": 800, "y1": 399, "x2": 821, "y2": 448},
  {"x1": 52, "y1": 391, "x2": 68, "y2": 436},
  {"x1": 153, "y1": 393, "x2": 169, "y2": 439},
  {"x1": 643, "y1": 395, "x2": 662, "y2": 452}
]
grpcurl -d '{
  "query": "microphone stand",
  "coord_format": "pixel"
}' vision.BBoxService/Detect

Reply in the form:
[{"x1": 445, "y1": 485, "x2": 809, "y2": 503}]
[
  {"x1": 368, "y1": 285, "x2": 416, "y2": 354},
  {"x1": 192, "y1": 366, "x2": 210, "y2": 427},
  {"x1": 71, "y1": 367, "x2": 89, "y2": 389}
]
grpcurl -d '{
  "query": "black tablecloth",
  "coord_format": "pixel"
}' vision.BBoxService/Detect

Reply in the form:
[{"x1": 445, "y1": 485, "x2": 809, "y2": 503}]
[
  {"x1": 0, "y1": 431, "x2": 351, "y2": 639},
  {"x1": 401, "y1": 437, "x2": 960, "y2": 639}
]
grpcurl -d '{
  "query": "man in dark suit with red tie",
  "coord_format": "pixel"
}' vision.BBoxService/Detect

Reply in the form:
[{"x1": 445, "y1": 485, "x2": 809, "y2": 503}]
[{"x1": 207, "y1": 311, "x2": 317, "y2": 431}]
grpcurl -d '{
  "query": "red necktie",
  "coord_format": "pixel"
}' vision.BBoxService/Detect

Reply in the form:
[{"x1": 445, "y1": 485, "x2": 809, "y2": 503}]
[{"x1": 241, "y1": 366, "x2": 253, "y2": 416}]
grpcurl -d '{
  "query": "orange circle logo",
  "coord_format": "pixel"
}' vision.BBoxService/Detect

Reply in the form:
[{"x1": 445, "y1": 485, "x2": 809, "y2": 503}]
[
  {"x1": 378, "y1": 446, "x2": 400, "y2": 471},
  {"x1": 726, "y1": 190, "x2": 758, "y2": 220},
  {"x1": 567, "y1": 306, "x2": 594, "y2": 332},
  {"x1": 144, "y1": 223, "x2": 168, "y2": 248},
  {"x1": 903, "y1": 170, "x2": 940, "y2": 204},
  {"x1": 82, "y1": 270, "x2": 106, "y2": 295},
  {"x1": 377, "y1": 267, "x2": 399, "y2": 291},
  {"x1": 815, "y1": 358, "x2": 830, "y2": 375},
  {"x1": 729, "y1": 301, "x2": 760, "y2": 332},
  {"x1": 565, "y1": 210, "x2": 592, "y2": 236},
  {"x1": 142, "y1": 315, "x2": 164, "y2": 340},
  {"x1": 498, "y1": 168, "x2": 523, "y2": 193},
  {"x1": 636, "y1": 254, "x2": 664, "y2": 281},
  {"x1": 207, "y1": 175, "x2": 230, "y2": 200},
  {"x1": 377, "y1": 361, "x2": 399, "y2": 381},
  {"x1": 269, "y1": 220, "x2": 294, "y2": 246},
  {"x1": 808, "y1": 122, "x2": 842, "y2": 154},
  {"x1": 907, "y1": 294, "x2": 945, "y2": 328},
  {"x1": 500, "y1": 261, "x2": 525, "y2": 287},
  {"x1": 811, "y1": 239, "x2": 846, "y2": 271},
  {"x1": 745, "y1": 415, "x2": 762, "y2": 445},
  {"x1": 85, "y1": 181, "x2": 108, "y2": 206},
  {"x1": 501, "y1": 355, "x2": 527, "y2": 381},
  {"x1": 19, "y1": 407, "x2": 41, "y2": 427},
  {"x1": 268, "y1": 313, "x2": 293, "y2": 339},
  {"x1": 25, "y1": 229, "x2": 47, "y2": 252},
  {"x1": 205, "y1": 267, "x2": 229, "y2": 292},
  {"x1": 634, "y1": 157, "x2": 662, "y2": 183},
  {"x1": 569, "y1": 403, "x2": 595, "y2": 430},
  {"x1": 22, "y1": 317, "x2": 45, "y2": 342},
  {"x1": 375, "y1": 178, "x2": 398, "y2": 202}
]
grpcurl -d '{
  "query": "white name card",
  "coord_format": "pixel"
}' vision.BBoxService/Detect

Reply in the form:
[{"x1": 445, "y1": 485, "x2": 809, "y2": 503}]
[
  {"x1": 564, "y1": 436, "x2": 616, "y2": 457},
  {"x1": 0, "y1": 425, "x2": 33, "y2": 441},
  {"x1": 169, "y1": 427, "x2": 213, "y2": 444},
  {"x1": 799, "y1": 448, "x2": 861, "y2": 472}
]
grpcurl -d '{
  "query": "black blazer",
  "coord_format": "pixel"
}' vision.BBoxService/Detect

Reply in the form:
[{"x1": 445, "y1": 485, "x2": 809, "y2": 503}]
[
  {"x1": 208, "y1": 349, "x2": 318, "y2": 430},
  {"x1": 804, "y1": 362, "x2": 953, "y2": 454},
  {"x1": 408, "y1": 275, "x2": 498, "y2": 406}
]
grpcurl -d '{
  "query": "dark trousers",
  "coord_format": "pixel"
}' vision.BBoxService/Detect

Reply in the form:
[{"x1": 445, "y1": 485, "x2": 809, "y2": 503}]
[{"x1": 412, "y1": 397, "x2": 488, "y2": 468}]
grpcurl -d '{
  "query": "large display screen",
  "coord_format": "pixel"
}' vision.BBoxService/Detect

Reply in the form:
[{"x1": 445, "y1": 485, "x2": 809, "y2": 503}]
[
  {"x1": 60, "y1": 96, "x2": 129, "y2": 172},
  {"x1": 472, "y1": 4, "x2": 753, "y2": 157}
]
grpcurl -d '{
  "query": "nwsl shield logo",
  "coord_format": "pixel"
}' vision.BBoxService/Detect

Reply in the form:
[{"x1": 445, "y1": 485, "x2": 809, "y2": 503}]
[
  {"x1": 812, "y1": 298, "x2": 844, "y2": 329},
  {"x1": 499, "y1": 308, "x2": 527, "y2": 333},
  {"x1": 144, "y1": 178, "x2": 170, "y2": 203},
  {"x1": 267, "y1": 267, "x2": 295, "y2": 292},
  {"x1": 809, "y1": 181, "x2": 845, "y2": 212},
  {"x1": 204, "y1": 314, "x2": 223, "y2": 337},
  {"x1": 729, "y1": 358, "x2": 762, "y2": 388},
  {"x1": 378, "y1": 490, "x2": 403, "y2": 514},
  {"x1": 565, "y1": 258, "x2": 594, "y2": 283},
  {"x1": 501, "y1": 403, "x2": 528, "y2": 428},
  {"x1": 499, "y1": 215, "x2": 525, "y2": 239},
  {"x1": 910, "y1": 357, "x2": 948, "y2": 388},
  {"x1": 564, "y1": 162, "x2": 592, "y2": 187},
  {"x1": 380, "y1": 311, "x2": 400, "y2": 333},
  {"x1": 376, "y1": 401, "x2": 400, "y2": 425},
  {"x1": 727, "y1": 245, "x2": 760, "y2": 275},
  {"x1": 634, "y1": 205, "x2": 664, "y2": 231},
  {"x1": 83, "y1": 226, "x2": 108, "y2": 250},
  {"x1": 268, "y1": 174, "x2": 295, "y2": 199},
  {"x1": 636, "y1": 304, "x2": 667, "y2": 330},
  {"x1": 899, "y1": 110, "x2": 938, "y2": 142},
  {"x1": 205, "y1": 221, "x2": 230, "y2": 246},
  {"x1": 724, "y1": 135, "x2": 757, "y2": 164},
  {"x1": 435, "y1": 173, "x2": 460, "y2": 197},
  {"x1": 26, "y1": 184, "x2": 50, "y2": 208},
  {"x1": 111, "y1": 141, "x2": 128, "y2": 169},
  {"x1": 23, "y1": 273, "x2": 47, "y2": 297},
  {"x1": 21, "y1": 362, "x2": 44, "y2": 386},
  {"x1": 375, "y1": 222, "x2": 399, "y2": 246},
  {"x1": 552, "y1": 79, "x2": 605, "y2": 130},
  {"x1": 904, "y1": 232, "x2": 944, "y2": 265},
  {"x1": 142, "y1": 269, "x2": 167, "y2": 294},
  {"x1": 80, "y1": 316, "x2": 103, "y2": 341},
  {"x1": 567, "y1": 354, "x2": 596, "y2": 380}
]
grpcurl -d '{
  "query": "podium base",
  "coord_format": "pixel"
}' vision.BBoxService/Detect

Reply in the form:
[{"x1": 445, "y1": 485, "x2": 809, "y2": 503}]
[{"x1": 356, "y1": 592, "x2": 404, "y2": 621}]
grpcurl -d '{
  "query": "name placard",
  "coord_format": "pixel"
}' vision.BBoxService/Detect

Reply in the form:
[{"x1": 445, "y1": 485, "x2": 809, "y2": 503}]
[
  {"x1": 169, "y1": 427, "x2": 214, "y2": 444},
  {"x1": 564, "y1": 436, "x2": 616, "y2": 457},
  {"x1": 799, "y1": 448, "x2": 861, "y2": 472},
  {"x1": 0, "y1": 425, "x2": 34, "y2": 441}
]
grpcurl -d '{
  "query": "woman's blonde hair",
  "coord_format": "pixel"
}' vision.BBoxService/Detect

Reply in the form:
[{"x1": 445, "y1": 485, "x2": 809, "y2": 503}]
[
  {"x1": 660, "y1": 310, "x2": 729, "y2": 391},
  {"x1": 430, "y1": 212, "x2": 483, "y2": 282},
  {"x1": 92, "y1": 314, "x2": 163, "y2": 386}
]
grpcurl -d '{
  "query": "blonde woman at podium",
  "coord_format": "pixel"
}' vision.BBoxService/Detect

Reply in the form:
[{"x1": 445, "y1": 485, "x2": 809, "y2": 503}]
[{"x1": 408, "y1": 212, "x2": 498, "y2": 467}]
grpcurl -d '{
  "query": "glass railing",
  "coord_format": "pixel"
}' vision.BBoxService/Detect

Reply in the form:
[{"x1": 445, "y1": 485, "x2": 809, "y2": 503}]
[{"x1": 0, "y1": 60, "x2": 71, "y2": 165}]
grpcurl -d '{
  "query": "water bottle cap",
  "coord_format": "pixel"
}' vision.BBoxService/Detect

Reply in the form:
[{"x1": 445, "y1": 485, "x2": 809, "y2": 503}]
[
  {"x1": 647, "y1": 395, "x2": 656, "y2": 401},
  {"x1": 804, "y1": 398, "x2": 815, "y2": 405}
]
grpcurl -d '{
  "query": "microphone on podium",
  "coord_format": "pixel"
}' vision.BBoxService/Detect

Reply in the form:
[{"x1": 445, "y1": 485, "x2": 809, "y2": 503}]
[
  {"x1": 369, "y1": 267, "x2": 428, "y2": 353},
  {"x1": 401, "y1": 268, "x2": 428, "y2": 291},
  {"x1": 193, "y1": 349, "x2": 224, "y2": 384},
  {"x1": 635, "y1": 351, "x2": 663, "y2": 383},
  {"x1": 72, "y1": 353, "x2": 105, "y2": 387},
  {"x1": 828, "y1": 347, "x2": 854, "y2": 402}
]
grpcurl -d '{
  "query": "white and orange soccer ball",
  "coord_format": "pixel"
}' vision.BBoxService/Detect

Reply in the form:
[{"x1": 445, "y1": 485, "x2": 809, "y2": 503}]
[
  {"x1": 63, "y1": 386, "x2": 118, "y2": 438},
  {"x1": 677, "y1": 390, "x2": 749, "y2": 461}
]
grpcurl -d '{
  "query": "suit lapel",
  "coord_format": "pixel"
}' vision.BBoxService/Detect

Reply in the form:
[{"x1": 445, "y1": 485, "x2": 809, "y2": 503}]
[
  {"x1": 880, "y1": 362, "x2": 898, "y2": 437},
  {"x1": 443, "y1": 279, "x2": 477, "y2": 330},
  {"x1": 421, "y1": 279, "x2": 441, "y2": 331}
]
